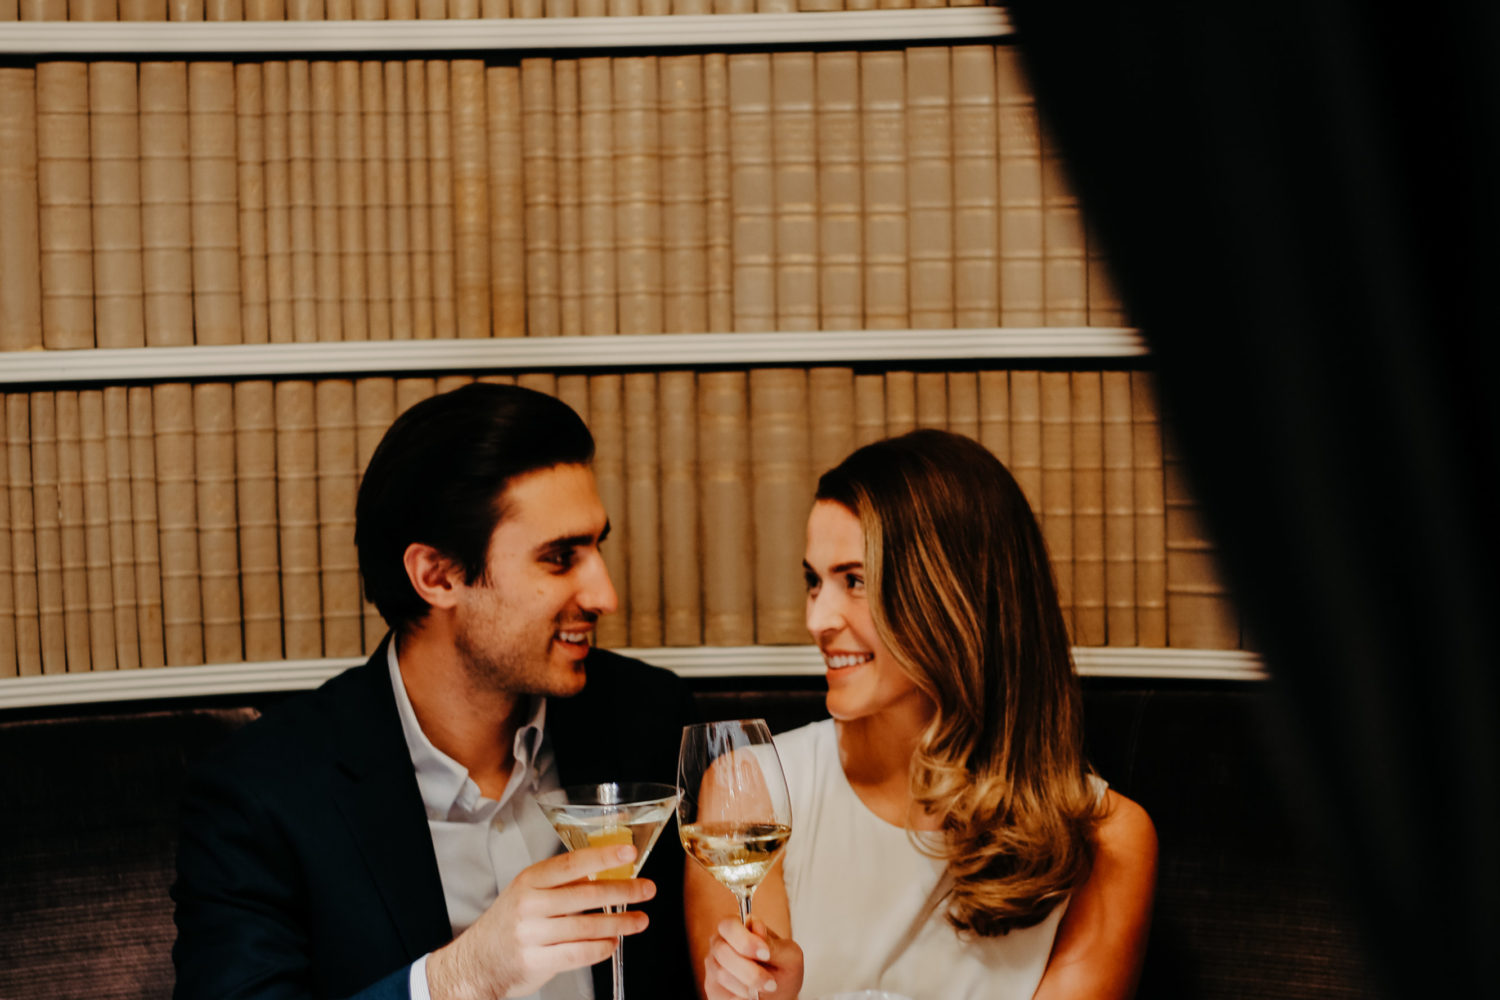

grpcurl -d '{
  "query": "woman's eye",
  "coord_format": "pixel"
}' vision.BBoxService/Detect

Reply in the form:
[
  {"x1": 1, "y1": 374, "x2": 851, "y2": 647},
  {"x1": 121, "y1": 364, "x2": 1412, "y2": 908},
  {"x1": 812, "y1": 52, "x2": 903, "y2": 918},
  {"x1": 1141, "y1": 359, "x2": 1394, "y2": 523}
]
[
  {"x1": 845, "y1": 573, "x2": 865, "y2": 591},
  {"x1": 803, "y1": 571, "x2": 820, "y2": 592}
]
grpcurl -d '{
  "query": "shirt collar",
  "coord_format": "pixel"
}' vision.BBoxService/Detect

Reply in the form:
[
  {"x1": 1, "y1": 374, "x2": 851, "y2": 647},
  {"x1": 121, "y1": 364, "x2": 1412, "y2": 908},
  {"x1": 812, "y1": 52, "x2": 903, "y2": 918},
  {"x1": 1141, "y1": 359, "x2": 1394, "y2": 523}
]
[{"x1": 386, "y1": 638, "x2": 549, "y2": 821}]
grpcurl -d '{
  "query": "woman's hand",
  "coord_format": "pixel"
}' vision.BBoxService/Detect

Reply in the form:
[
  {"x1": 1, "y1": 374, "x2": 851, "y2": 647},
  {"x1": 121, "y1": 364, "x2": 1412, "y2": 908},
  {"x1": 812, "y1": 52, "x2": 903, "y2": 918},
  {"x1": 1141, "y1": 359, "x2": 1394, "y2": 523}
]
[{"x1": 703, "y1": 916, "x2": 805, "y2": 1000}]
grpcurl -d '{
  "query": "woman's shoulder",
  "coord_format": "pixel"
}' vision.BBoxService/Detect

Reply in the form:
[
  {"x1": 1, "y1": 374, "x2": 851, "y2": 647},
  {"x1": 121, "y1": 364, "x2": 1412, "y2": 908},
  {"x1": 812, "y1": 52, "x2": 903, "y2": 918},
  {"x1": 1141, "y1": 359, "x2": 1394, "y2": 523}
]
[
  {"x1": 773, "y1": 717, "x2": 835, "y2": 754},
  {"x1": 772, "y1": 718, "x2": 837, "y2": 795},
  {"x1": 1095, "y1": 789, "x2": 1158, "y2": 869}
]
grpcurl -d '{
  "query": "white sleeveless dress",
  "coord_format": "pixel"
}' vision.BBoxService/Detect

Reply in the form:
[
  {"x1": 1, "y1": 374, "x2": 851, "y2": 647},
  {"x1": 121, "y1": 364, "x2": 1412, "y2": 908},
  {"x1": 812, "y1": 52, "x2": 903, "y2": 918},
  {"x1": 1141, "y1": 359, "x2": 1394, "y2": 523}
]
[{"x1": 774, "y1": 720, "x2": 1068, "y2": 1000}]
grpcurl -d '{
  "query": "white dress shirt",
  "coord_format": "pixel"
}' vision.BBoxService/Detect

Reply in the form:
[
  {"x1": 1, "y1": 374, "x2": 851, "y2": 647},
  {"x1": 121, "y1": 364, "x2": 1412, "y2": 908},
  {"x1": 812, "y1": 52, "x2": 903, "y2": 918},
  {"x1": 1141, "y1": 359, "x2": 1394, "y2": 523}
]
[{"x1": 387, "y1": 642, "x2": 594, "y2": 1000}]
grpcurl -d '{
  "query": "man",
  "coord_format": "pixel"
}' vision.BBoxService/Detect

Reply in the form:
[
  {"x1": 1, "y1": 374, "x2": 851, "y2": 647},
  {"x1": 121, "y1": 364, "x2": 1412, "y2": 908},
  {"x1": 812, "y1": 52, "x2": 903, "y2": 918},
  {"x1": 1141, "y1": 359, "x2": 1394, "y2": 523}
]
[{"x1": 172, "y1": 383, "x2": 697, "y2": 999}]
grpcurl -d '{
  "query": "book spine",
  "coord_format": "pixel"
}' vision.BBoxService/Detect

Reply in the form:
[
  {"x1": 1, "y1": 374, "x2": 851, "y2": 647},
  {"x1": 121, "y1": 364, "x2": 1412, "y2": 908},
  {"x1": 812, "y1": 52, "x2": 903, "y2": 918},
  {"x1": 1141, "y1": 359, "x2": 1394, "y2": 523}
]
[
  {"x1": 947, "y1": 371, "x2": 979, "y2": 441},
  {"x1": 860, "y1": 49, "x2": 908, "y2": 329},
  {"x1": 1041, "y1": 124, "x2": 1087, "y2": 326},
  {"x1": 702, "y1": 53, "x2": 733, "y2": 332},
  {"x1": 87, "y1": 62, "x2": 145, "y2": 350},
  {"x1": 728, "y1": 52, "x2": 775, "y2": 332},
  {"x1": 614, "y1": 54, "x2": 663, "y2": 336},
  {"x1": 487, "y1": 64, "x2": 526, "y2": 337},
  {"x1": 807, "y1": 366, "x2": 854, "y2": 475},
  {"x1": 188, "y1": 62, "x2": 243, "y2": 345},
  {"x1": 275, "y1": 380, "x2": 323, "y2": 657},
  {"x1": 56, "y1": 391, "x2": 93, "y2": 672},
  {"x1": 233, "y1": 380, "x2": 282, "y2": 661},
  {"x1": 31, "y1": 392, "x2": 68, "y2": 673},
  {"x1": 194, "y1": 382, "x2": 244, "y2": 662},
  {"x1": 101, "y1": 387, "x2": 140, "y2": 668},
  {"x1": 554, "y1": 59, "x2": 583, "y2": 335},
  {"x1": 354, "y1": 377, "x2": 395, "y2": 649},
  {"x1": 623, "y1": 371, "x2": 662, "y2": 646},
  {"x1": 6, "y1": 396, "x2": 42, "y2": 676},
  {"x1": 751, "y1": 368, "x2": 810, "y2": 644},
  {"x1": 263, "y1": 61, "x2": 296, "y2": 342},
  {"x1": 20, "y1": 0, "x2": 67, "y2": 16},
  {"x1": 697, "y1": 371, "x2": 754, "y2": 645},
  {"x1": 996, "y1": 44, "x2": 1043, "y2": 326},
  {"x1": 977, "y1": 369, "x2": 1009, "y2": 464},
  {"x1": 1071, "y1": 371, "x2": 1106, "y2": 645},
  {"x1": 814, "y1": 51, "x2": 861, "y2": 331},
  {"x1": 383, "y1": 62, "x2": 412, "y2": 338},
  {"x1": 119, "y1": 0, "x2": 167, "y2": 16},
  {"x1": 1039, "y1": 371, "x2": 1073, "y2": 635},
  {"x1": 1165, "y1": 430, "x2": 1240, "y2": 648},
  {"x1": 1007, "y1": 369, "x2": 1042, "y2": 515},
  {"x1": 1087, "y1": 223, "x2": 1126, "y2": 326},
  {"x1": 589, "y1": 373, "x2": 628, "y2": 647},
  {"x1": 521, "y1": 57, "x2": 560, "y2": 335},
  {"x1": 359, "y1": 66, "x2": 388, "y2": 340},
  {"x1": 952, "y1": 44, "x2": 998, "y2": 328},
  {"x1": 1101, "y1": 370, "x2": 1135, "y2": 645},
  {"x1": 1130, "y1": 371, "x2": 1166, "y2": 645},
  {"x1": 0, "y1": 397, "x2": 14, "y2": 676},
  {"x1": 426, "y1": 60, "x2": 458, "y2": 339},
  {"x1": 127, "y1": 386, "x2": 165, "y2": 667},
  {"x1": 884, "y1": 369, "x2": 915, "y2": 436},
  {"x1": 315, "y1": 379, "x2": 363, "y2": 656},
  {"x1": 37, "y1": 62, "x2": 95, "y2": 350},
  {"x1": 404, "y1": 59, "x2": 435, "y2": 338},
  {"x1": 451, "y1": 58, "x2": 491, "y2": 338},
  {"x1": 311, "y1": 61, "x2": 343, "y2": 342},
  {"x1": 245, "y1": 0, "x2": 283, "y2": 16},
  {"x1": 140, "y1": 62, "x2": 195, "y2": 347},
  {"x1": 660, "y1": 53, "x2": 707, "y2": 334},
  {"x1": 153, "y1": 382, "x2": 204, "y2": 665},
  {"x1": 336, "y1": 60, "x2": 369, "y2": 341},
  {"x1": 773, "y1": 51, "x2": 818, "y2": 332},
  {"x1": 657, "y1": 370, "x2": 701, "y2": 645},
  {"x1": 578, "y1": 57, "x2": 616, "y2": 335},
  {"x1": 0, "y1": 69, "x2": 43, "y2": 352},
  {"x1": 286, "y1": 61, "x2": 319, "y2": 342},
  {"x1": 393, "y1": 376, "x2": 435, "y2": 415},
  {"x1": 852, "y1": 372, "x2": 884, "y2": 446},
  {"x1": 79, "y1": 390, "x2": 118, "y2": 669},
  {"x1": 906, "y1": 45, "x2": 953, "y2": 330},
  {"x1": 236, "y1": 62, "x2": 270, "y2": 344},
  {"x1": 913, "y1": 371, "x2": 946, "y2": 429}
]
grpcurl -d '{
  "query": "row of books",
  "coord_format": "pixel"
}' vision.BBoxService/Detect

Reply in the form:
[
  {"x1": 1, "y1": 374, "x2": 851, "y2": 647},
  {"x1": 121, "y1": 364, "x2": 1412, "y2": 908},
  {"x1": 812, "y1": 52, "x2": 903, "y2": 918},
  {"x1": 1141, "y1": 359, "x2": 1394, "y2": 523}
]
[
  {"x1": 0, "y1": 46, "x2": 1123, "y2": 352},
  {"x1": 0, "y1": 367, "x2": 1241, "y2": 678},
  {"x1": 0, "y1": 0, "x2": 987, "y2": 20}
]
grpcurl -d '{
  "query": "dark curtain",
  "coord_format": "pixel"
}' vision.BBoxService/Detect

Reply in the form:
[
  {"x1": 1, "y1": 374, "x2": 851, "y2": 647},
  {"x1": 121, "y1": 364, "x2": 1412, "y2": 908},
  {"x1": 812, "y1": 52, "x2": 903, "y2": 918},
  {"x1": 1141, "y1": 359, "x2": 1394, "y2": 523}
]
[{"x1": 1009, "y1": 2, "x2": 1500, "y2": 997}]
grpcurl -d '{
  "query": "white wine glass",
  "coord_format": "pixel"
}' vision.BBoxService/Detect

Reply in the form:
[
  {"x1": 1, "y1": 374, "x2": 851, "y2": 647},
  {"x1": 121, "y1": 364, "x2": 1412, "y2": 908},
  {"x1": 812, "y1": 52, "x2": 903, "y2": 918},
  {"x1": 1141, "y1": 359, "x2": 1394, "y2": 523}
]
[
  {"x1": 535, "y1": 781, "x2": 680, "y2": 1000},
  {"x1": 678, "y1": 720, "x2": 793, "y2": 1000}
]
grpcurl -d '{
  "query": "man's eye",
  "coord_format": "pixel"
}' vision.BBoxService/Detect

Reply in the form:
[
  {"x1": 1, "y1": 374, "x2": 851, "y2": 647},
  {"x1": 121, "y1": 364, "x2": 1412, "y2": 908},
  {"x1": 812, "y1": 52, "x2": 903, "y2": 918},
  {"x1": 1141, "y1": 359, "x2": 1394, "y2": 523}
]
[{"x1": 542, "y1": 550, "x2": 577, "y2": 571}]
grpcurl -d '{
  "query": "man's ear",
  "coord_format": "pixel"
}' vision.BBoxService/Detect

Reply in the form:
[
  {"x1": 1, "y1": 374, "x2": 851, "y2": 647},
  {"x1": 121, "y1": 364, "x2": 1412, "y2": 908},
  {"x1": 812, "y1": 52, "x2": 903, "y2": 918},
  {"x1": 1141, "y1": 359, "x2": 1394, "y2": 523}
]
[{"x1": 403, "y1": 543, "x2": 464, "y2": 611}]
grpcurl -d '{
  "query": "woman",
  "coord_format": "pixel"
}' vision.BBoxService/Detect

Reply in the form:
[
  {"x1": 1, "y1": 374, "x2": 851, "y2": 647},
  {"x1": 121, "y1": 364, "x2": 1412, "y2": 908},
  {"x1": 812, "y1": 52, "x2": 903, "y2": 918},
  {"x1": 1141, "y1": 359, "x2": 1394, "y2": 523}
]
[{"x1": 685, "y1": 429, "x2": 1157, "y2": 1000}]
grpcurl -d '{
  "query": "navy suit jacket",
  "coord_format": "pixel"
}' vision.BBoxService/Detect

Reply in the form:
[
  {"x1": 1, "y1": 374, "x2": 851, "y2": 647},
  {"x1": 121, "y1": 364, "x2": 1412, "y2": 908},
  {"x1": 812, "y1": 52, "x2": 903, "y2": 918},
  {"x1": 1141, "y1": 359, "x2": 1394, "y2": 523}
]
[{"x1": 171, "y1": 641, "x2": 697, "y2": 1000}]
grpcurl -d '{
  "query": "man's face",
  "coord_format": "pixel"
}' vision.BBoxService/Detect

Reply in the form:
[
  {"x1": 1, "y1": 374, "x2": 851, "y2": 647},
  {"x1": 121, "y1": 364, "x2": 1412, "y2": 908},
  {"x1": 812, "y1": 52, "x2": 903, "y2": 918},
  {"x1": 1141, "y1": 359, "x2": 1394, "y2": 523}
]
[{"x1": 451, "y1": 463, "x2": 617, "y2": 698}]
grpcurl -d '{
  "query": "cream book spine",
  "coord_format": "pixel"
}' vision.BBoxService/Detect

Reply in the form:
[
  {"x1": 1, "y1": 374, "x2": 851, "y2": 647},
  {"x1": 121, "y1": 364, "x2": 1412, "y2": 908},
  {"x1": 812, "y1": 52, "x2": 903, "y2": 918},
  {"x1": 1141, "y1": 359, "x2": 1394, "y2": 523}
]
[
  {"x1": 906, "y1": 45, "x2": 954, "y2": 330},
  {"x1": 613, "y1": 55, "x2": 664, "y2": 337},
  {"x1": 354, "y1": 377, "x2": 395, "y2": 649},
  {"x1": 660, "y1": 53, "x2": 708, "y2": 334},
  {"x1": 808, "y1": 367, "x2": 855, "y2": 476},
  {"x1": 884, "y1": 370, "x2": 915, "y2": 436},
  {"x1": 1101, "y1": 371, "x2": 1135, "y2": 645},
  {"x1": 79, "y1": 390, "x2": 118, "y2": 669},
  {"x1": 30, "y1": 393, "x2": 69, "y2": 673},
  {"x1": 188, "y1": 62, "x2": 243, "y2": 345},
  {"x1": 6, "y1": 396, "x2": 42, "y2": 676},
  {"x1": 1165, "y1": 430, "x2": 1240, "y2": 649},
  {"x1": 382, "y1": 62, "x2": 412, "y2": 339},
  {"x1": 194, "y1": 382, "x2": 244, "y2": 663},
  {"x1": 0, "y1": 396, "x2": 15, "y2": 676},
  {"x1": 1007, "y1": 370, "x2": 1043, "y2": 515},
  {"x1": 521, "y1": 58, "x2": 561, "y2": 335},
  {"x1": 451, "y1": 59, "x2": 491, "y2": 338},
  {"x1": 426, "y1": 60, "x2": 458, "y2": 339},
  {"x1": 952, "y1": 45, "x2": 999, "y2": 328},
  {"x1": 702, "y1": 53, "x2": 733, "y2": 332},
  {"x1": 1130, "y1": 371, "x2": 1166, "y2": 645},
  {"x1": 1071, "y1": 371, "x2": 1106, "y2": 645},
  {"x1": 153, "y1": 383, "x2": 205, "y2": 666},
  {"x1": 698, "y1": 371, "x2": 754, "y2": 645},
  {"x1": 948, "y1": 371, "x2": 979, "y2": 441},
  {"x1": 102, "y1": 387, "x2": 140, "y2": 668},
  {"x1": 140, "y1": 62, "x2": 195, "y2": 346},
  {"x1": 978, "y1": 369, "x2": 1009, "y2": 464},
  {"x1": 276, "y1": 380, "x2": 324, "y2": 657},
  {"x1": 996, "y1": 45, "x2": 1044, "y2": 326},
  {"x1": 860, "y1": 49, "x2": 908, "y2": 329},
  {"x1": 335, "y1": 60, "x2": 369, "y2": 341},
  {"x1": 404, "y1": 59, "x2": 436, "y2": 338},
  {"x1": 578, "y1": 57, "x2": 617, "y2": 336},
  {"x1": 487, "y1": 64, "x2": 526, "y2": 337},
  {"x1": 90, "y1": 62, "x2": 146, "y2": 349},
  {"x1": 263, "y1": 61, "x2": 295, "y2": 342},
  {"x1": 658, "y1": 370, "x2": 700, "y2": 645},
  {"x1": 773, "y1": 52, "x2": 818, "y2": 332},
  {"x1": 1041, "y1": 125, "x2": 1087, "y2": 326},
  {"x1": 589, "y1": 374, "x2": 628, "y2": 648},
  {"x1": 751, "y1": 369, "x2": 810, "y2": 644},
  {"x1": 311, "y1": 61, "x2": 343, "y2": 341},
  {"x1": 127, "y1": 387, "x2": 166, "y2": 667},
  {"x1": 236, "y1": 62, "x2": 271, "y2": 343},
  {"x1": 814, "y1": 51, "x2": 861, "y2": 331},
  {"x1": 0, "y1": 69, "x2": 43, "y2": 352},
  {"x1": 316, "y1": 379, "x2": 363, "y2": 656},
  {"x1": 623, "y1": 372, "x2": 662, "y2": 646},
  {"x1": 287, "y1": 60, "x2": 320, "y2": 342},
  {"x1": 362, "y1": 62, "x2": 394, "y2": 337},
  {"x1": 234, "y1": 380, "x2": 283, "y2": 662},
  {"x1": 37, "y1": 63, "x2": 95, "y2": 350},
  {"x1": 1087, "y1": 223, "x2": 1126, "y2": 326},
  {"x1": 853, "y1": 372, "x2": 884, "y2": 447},
  {"x1": 915, "y1": 371, "x2": 948, "y2": 430},
  {"x1": 1039, "y1": 371, "x2": 1074, "y2": 634},
  {"x1": 56, "y1": 391, "x2": 94, "y2": 672},
  {"x1": 555, "y1": 59, "x2": 583, "y2": 335},
  {"x1": 728, "y1": 53, "x2": 775, "y2": 332}
]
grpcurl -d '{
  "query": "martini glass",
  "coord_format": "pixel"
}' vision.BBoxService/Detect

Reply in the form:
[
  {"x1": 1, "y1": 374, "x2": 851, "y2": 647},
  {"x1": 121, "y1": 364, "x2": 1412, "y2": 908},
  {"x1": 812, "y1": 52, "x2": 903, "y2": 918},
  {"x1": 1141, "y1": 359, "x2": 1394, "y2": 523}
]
[
  {"x1": 535, "y1": 781, "x2": 680, "y2": 1000},
  {"x1": 677, "y1": 720, "x2": 793, "y2": 1000}
]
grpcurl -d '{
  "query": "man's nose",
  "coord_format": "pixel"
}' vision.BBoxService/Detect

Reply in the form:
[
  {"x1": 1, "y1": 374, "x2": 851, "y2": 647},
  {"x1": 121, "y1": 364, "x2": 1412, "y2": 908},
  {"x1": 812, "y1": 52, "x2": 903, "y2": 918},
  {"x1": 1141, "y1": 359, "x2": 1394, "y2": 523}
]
[{"x1": 578, "y1": 552, "x2": 619, "y2": 617}]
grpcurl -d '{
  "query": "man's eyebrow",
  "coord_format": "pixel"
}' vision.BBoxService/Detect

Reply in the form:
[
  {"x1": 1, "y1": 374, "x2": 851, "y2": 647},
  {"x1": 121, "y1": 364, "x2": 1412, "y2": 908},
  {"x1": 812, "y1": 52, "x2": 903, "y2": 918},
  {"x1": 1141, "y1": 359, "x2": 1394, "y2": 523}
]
[{"x1": 536, "y1": 519, "x2": 610, "y2": 554}]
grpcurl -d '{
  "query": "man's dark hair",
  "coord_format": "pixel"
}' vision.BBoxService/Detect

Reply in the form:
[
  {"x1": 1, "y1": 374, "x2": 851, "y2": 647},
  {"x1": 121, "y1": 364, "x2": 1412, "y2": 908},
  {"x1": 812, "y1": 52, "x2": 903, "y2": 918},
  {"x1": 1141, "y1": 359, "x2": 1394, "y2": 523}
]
[{"x1": 355, "y1": 382, "x2": 595, "y2": 634}]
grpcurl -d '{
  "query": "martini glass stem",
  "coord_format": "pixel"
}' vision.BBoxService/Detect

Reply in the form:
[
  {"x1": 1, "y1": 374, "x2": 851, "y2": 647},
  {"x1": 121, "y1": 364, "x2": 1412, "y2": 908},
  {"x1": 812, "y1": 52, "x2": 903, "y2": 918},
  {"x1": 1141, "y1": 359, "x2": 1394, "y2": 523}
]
[{"x1": 607, "y1": 903, "x2": 626, "y2": 1000}]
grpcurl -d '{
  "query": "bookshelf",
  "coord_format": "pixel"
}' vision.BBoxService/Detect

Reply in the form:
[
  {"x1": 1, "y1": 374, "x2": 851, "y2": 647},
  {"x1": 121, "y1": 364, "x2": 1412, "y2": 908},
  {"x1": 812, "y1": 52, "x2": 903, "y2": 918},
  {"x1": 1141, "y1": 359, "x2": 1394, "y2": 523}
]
[{"x1": 0, "y1": 8, "x2": 1263, "y2": 705}]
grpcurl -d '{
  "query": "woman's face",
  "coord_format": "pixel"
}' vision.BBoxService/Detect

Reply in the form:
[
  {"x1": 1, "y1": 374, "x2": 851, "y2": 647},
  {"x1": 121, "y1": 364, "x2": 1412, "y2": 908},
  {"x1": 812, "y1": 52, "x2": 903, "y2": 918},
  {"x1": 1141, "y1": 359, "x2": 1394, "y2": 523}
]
[{"x1": 803, "y1": 500, "x2": 926, "y2": 723}]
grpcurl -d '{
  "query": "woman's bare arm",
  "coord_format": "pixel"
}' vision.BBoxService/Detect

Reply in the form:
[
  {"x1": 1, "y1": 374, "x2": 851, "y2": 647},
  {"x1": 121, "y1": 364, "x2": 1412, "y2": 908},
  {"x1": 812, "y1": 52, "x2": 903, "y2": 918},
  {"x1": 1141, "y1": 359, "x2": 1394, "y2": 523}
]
[{"x1": 684, "y1": 858, "x2": 797, "y2": 999}]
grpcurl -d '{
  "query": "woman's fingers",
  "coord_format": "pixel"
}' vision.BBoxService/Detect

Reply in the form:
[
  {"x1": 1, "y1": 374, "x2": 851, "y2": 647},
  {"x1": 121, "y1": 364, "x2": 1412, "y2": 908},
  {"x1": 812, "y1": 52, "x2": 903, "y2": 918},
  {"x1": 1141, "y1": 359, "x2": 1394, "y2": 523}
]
[
  {"x1": 710, "y1": 936, "x2": 777, "y2": 994},
  {"x1": 717, "y1": 916, "x2": 773, "y2": 962}
]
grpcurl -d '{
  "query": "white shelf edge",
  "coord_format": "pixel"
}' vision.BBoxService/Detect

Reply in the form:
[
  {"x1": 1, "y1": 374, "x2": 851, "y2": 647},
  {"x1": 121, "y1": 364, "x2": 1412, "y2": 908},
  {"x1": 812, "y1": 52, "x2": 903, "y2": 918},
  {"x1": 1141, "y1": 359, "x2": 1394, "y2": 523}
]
[
  {"x1": 0, "y1": 9, "x2": 1011, "y2": 55},
  {"x1": 0, "y1": 646, "x2": 1267, "y2": 709},
  {"x1": 0, "y1": 328, "x2": 1147, "y2": 385}
]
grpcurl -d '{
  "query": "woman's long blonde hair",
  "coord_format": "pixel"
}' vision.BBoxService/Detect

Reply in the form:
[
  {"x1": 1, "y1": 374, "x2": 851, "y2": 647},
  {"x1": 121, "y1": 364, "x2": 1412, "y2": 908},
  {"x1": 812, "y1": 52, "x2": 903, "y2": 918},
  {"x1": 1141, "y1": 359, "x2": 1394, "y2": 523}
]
[{"x1": 816, "y1": 428, "x2": 1102, "y2": 936}]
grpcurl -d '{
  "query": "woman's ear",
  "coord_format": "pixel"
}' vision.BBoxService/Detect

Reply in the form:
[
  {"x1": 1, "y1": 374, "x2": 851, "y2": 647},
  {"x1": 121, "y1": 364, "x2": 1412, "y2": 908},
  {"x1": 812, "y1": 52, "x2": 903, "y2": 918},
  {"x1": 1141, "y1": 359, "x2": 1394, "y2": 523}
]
[{"x1": 402, "y1": 542, "x2": 464, "y2": 611}]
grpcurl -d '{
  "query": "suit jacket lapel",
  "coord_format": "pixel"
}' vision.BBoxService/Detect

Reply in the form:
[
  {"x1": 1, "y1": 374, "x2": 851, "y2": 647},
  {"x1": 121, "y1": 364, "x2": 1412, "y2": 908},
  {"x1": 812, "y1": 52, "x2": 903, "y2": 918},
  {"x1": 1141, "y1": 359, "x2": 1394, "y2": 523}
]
[{"x1": 326, "y1": 643, "x2": 454, "y2": 959}]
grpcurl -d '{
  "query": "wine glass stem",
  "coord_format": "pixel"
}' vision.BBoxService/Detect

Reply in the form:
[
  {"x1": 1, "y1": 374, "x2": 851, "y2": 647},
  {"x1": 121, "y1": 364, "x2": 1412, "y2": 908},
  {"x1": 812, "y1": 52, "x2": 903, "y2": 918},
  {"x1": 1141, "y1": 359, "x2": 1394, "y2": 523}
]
[
  {"x1": 607, "y1": 903, "x2": 626, "y2": 1000},
  {"x1": 736, "y1": 891, "x2": 758, "y2": 1000}
]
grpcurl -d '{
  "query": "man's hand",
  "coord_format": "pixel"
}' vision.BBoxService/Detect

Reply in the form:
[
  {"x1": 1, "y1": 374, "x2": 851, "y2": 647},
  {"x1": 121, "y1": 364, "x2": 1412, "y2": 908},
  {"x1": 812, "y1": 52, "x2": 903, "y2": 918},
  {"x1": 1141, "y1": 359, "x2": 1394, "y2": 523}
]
[
  {"x1": 703, "y1": 916, "x2": 804, "y2": 1000},
  {"x1": 426, "y1": 843, "x2": 656, "y2": 1000}
]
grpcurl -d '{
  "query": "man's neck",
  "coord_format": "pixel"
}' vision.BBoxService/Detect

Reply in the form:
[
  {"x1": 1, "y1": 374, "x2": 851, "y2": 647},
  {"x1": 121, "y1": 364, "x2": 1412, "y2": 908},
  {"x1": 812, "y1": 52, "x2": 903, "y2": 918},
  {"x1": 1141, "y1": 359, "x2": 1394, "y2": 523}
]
[{"x1": 394, "y1": 628, "x2": 527, "y2": 800}]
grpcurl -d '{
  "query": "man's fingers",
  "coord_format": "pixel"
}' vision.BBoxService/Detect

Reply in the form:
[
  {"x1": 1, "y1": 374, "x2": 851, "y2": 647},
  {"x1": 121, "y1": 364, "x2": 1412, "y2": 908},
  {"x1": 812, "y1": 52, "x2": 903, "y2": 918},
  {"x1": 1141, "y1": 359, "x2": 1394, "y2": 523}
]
[
  {"x1": 525, "y1": 844, "x2": 639, "y2": 888},
  {"x1": 521, "y1": 876, "x2": 656, "y2": 917},
  {"x1": 531, "y1": 909, "x2": 649, "y2": 947},
  {"x1": 717, "y1": 917, "x2": 772, "y2": 963},
  {"x1": 537, "y1": 938, "x2": 620, "y2": 975}
]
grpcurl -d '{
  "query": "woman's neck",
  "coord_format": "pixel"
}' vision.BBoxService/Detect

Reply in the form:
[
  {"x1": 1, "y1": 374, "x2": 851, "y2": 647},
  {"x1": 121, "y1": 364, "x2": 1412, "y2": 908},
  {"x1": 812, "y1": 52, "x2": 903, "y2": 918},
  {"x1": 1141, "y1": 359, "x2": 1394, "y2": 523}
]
[{"x1": 836, "y1": 692, "x2": 941, "y2": 830}]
